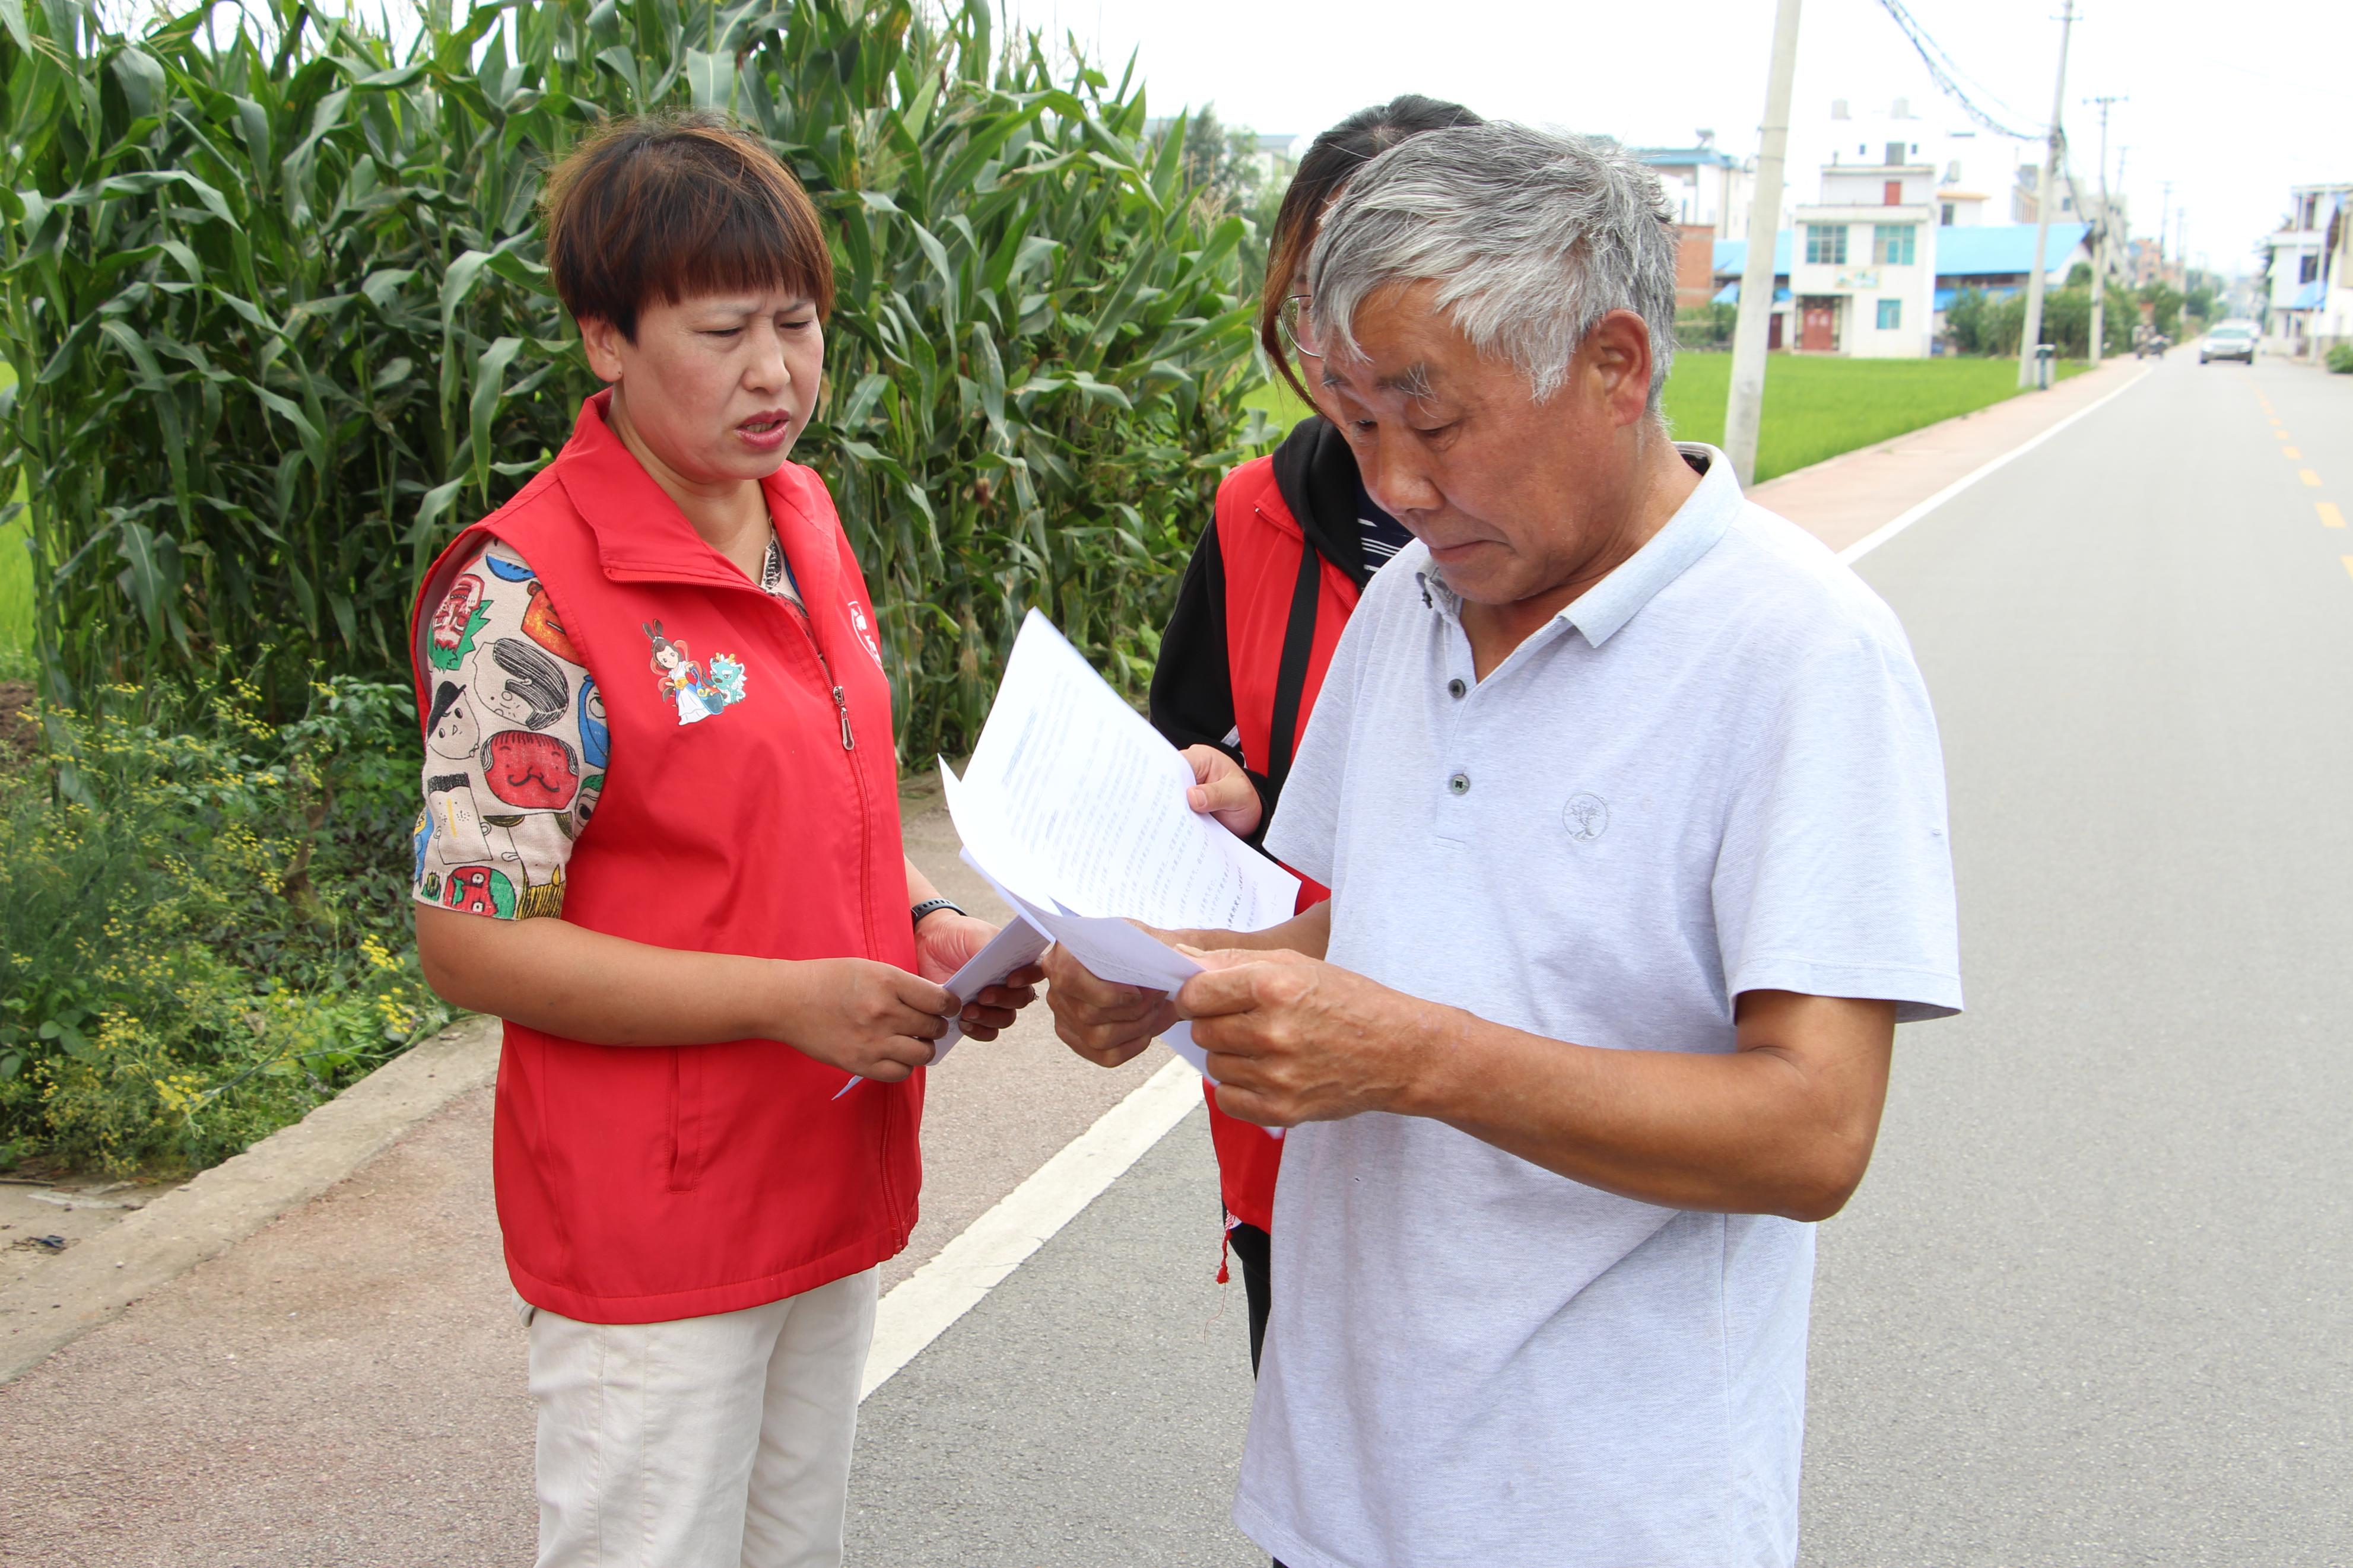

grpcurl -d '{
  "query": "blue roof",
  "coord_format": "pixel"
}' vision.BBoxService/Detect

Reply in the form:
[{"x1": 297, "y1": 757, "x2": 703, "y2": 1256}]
[
  {"x1": 2290, "y1": 280, "x2": 2325, "y2": 310},
  {"x1": 1713, "y1": 282, "x2": 1792, "y2": 305},
  {"x1": 1714, "y1": 234, "x2": 1792, "y2": 275},
  {"x1": 1932, "y1": 222, "x2": 2088, "y2": 278},
  {"x1": 1712, "y1": 224, "x2": 2090, "y2": 282},
  {"x1": 1636, "y1": 147, "x2": 1745, "y2": 170}
]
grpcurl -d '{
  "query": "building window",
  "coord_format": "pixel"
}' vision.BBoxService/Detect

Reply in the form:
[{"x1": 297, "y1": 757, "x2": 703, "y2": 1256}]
[
  {"x1": 1873, "y1": 224, "x2": 1917, "y2": 266},
  {"x1": 1941, "y1": 202, "x2": 1957, "y2": 226},
  {"x1": 1805, "y1": 224, "x2": 1849, "y2": 265},
  {"x1": 1885, "y1": 141, "x2": 1906, "y2": 166},
  {"x1": 1877, "y1": 298, "x2": 1903, "y2": 330},
  {"x1": 2303, "y1": 253, "x2": 2321, "y2": 284}
]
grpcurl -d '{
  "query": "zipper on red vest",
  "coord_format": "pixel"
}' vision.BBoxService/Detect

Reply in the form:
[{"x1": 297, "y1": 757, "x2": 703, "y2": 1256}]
[{"x1": 815, "y1": 644, "x2": 855, "y2": 751}]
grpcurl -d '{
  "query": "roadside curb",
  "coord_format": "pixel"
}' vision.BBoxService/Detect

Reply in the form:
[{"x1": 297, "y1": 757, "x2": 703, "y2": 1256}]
[{"x1": 0, "y1": 1016, "x2": 500, "y2": 1385}]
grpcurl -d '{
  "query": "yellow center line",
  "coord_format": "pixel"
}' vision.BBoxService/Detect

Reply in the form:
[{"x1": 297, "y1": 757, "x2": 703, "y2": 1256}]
[
  {"x1": 2275, "y1": 429, "x2": 2291, "y2": 439},
  {"x1": 2285, "y1": 447, "x2": 2304, "y2": 459},
  {"x1": 2319, "y1": 502, "x2": 2346, "y2": 529},
  {"x1": 2302, "y1": 469, "x2": 2325, "y2": 488},
  {"x1": 2342, "y1": 556, "x2": 2353, "y2": 584}
]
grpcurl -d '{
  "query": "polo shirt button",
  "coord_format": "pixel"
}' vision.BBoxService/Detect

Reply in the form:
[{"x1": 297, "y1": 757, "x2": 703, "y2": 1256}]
[
  {"x1": 1447, "y1": 772, "x2": 1470, "y2": 796},
  {"x1": 1447, "y1": 678, "x2": 1466, "y2": 699}
]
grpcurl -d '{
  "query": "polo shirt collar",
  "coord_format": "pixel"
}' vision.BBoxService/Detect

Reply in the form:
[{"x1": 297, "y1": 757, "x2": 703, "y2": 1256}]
[{"x1": 1413, "y1": 443, "x2": 1739, "y2": 650}]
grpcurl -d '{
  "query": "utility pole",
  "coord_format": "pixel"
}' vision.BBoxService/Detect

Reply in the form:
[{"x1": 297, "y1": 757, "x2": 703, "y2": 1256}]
[
  {"x1": 2085, "y1": 96, "x2": 2123, "y2": 364},
  {"x1": 2158, "y1": 179, "x2": 2173, "y2": 271},
  {"x1": 2019, "y1": 0, "x2": 2077, "y2": 388},
  {"x1": 1725, "y1": 0, "x2": 1802, "y2": 489}
]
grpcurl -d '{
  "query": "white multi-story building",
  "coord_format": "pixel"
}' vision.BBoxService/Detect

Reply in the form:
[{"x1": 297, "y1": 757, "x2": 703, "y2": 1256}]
[
  {"x1": 1633, "y1": 132, "x2": 1757, "y2": 241},
  {"x1": 1783, "y1": 150, "x2": 1941, "y2": 356},
  {"x1": 2263, "y1": 182, "x2": 2352, "y2": 357}
]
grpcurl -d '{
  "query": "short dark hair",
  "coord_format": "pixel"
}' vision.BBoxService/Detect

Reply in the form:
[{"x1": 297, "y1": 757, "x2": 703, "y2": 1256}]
[
  {"x1": 1260, "y1": 96, "x2": 1484, "y2": 406},
  {"x1": 542, "y1": 111, "x2": 834, "y2": 339}
]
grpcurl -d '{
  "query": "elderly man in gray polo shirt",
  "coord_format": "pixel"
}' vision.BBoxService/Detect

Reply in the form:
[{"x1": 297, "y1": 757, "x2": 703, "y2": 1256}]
[{"x1": 1045, "y1": 122, "x2": 1960, "y2": 1568}]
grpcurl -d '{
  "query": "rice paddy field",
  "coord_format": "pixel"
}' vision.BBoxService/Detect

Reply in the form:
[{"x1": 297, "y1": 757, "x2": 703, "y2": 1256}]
[{"x1": 1243, "y1": 352, "x2": 2084, "y2": 484}]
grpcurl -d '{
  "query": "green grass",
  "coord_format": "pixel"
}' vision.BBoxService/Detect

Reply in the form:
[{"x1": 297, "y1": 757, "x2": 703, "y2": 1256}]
[
  {"x1": 1244, "y1": 354, "x2": 2083, "y2": 484},
  {"x1": 1661, "y1": 354, "x2": 2085, "y2": 482}
]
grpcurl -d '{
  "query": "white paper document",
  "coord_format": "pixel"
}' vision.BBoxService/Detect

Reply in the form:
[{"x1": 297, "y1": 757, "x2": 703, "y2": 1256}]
[
  {"x1": 931, "y1": 609, "x2": 1304, "y2": 1080},
  {"x1": 952, "y1": 610, "x2": 1300, "y2": 934}
]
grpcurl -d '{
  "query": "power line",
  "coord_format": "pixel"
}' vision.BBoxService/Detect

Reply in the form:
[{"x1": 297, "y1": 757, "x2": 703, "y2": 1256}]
[{"x1": 1873, "y1": 0, "x2": 2046, "y2": 141}]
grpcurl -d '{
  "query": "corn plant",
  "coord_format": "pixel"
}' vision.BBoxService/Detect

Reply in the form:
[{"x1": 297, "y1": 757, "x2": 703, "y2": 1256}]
[{"x1": 0, "y1": 0, "x2": 1265, "y2": 758}]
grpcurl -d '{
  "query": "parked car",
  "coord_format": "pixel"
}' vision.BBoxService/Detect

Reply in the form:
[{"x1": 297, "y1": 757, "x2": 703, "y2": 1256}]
[{"x1": 2200, "y1": 323, "x2": 2257, "y2": 364}]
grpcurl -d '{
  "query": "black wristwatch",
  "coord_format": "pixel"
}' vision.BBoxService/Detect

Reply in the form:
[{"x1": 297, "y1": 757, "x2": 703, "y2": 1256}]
[{"x1": 910, "y1": 898, "x2": 965, "y2": 933}]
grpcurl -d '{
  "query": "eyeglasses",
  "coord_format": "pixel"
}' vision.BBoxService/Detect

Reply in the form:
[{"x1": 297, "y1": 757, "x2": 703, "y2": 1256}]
[{"x1": 1276, "y1": 293, "x2": 1321, "y2": 359}]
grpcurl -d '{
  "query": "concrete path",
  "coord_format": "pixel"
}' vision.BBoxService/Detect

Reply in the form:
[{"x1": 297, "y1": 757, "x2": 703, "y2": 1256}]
[
  {"x1": 1752, "y1": 354, "x2": 2149, "y2": 552},
  {"x1": 8, "y1": 352, "x2": 2333, "y2": 1563}
]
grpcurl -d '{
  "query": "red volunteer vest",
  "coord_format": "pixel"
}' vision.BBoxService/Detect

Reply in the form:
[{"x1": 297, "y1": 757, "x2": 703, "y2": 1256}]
[
  {"x1": 409, "y1": 392, "x2": 920, "y2": 1324},
  {"x1": 1203, "y1": 454, "x2": 1357, "y2": 1234}
]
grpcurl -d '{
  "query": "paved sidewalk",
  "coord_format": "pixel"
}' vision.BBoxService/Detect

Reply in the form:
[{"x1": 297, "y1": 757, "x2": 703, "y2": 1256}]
[{"x1": 1749, "y1": 355, "x2": 2149, "y2": 551}]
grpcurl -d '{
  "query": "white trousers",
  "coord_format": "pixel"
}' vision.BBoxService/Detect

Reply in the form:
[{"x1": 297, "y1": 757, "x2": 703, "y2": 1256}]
[{"x1": 526, "y1": 1268, "x2": 878, "y2": 1568}]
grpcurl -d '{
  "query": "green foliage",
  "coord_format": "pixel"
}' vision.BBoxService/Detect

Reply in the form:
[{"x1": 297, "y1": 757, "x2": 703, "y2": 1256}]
[
  {"x1": 1944, "y1": 285, "x2": 2129, "y2": 359},
  {"x1": 2327, "y1": 342, "x2": 2353, "y2": 375},
  {"x1": 1661, "y1": 355, "x2": 2076, "y2": 483},
  {"x1": 2138, "y1": 281, "x2": 2185, "y2": 340},
  {"x1": 0, "y1": 0, "x2": 1265, "y2": 758},
  {"x1": 0, "y1": 679, "x2": 450, "y2": 1172},
  {"x1": 1674, "y1": 302, "x2": 1738, "y2": 351}
]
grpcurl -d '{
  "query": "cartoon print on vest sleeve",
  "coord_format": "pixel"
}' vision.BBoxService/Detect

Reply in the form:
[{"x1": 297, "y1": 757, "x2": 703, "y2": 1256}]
[
  {"x1": 428, "y1": 573, "x2": 490, "y2": 672},
  {"x1": 442, "y1": 864, "x2": 517, "y2": 918},
  {"x1": 577, "y1": 677, "x2": 610, "y2": 769},
  {"x1": 475, "y1": 637, "x2": 569, "y2": 731},
  {"x1": 425, "y1": 772, "x2": 522, "y2": 866},
  {"x1": 515, "y1": 866, "x2": 566, "y2": 920},
  {"x1": 424, "y1": 680, "x2": 481, "y2": 761},
  {"x1": 520, "y1": 580, "x2": 583, "y2": 663},
  {"x1": 643, "y1": 621, "x2": 750, "y2": 726},
  {"x1": 411, "y1": 806, "x2": 433, "y2": 885},
  {"x1": 479, "y1": 729, "x2": 582, "y2": 810},
  {"x1": 480, "y1": 542, "x2": 536, "y2": 582},
  {"x1": 566, "y1": 772, "x2": 604, "y2": 838}
]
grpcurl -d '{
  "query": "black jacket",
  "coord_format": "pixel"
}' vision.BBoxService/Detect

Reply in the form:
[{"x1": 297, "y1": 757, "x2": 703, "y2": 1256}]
[{"x1": 1147, "y1": 416, "x2": 1385, "y2": 843}]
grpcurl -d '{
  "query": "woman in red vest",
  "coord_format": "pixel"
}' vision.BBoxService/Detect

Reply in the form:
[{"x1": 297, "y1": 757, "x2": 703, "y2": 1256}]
[
  {"x1": 1147, "y1": 96, "x2": 1481, "y2": 1373},
  {"x1": 409, "y1": 115, "x2": 1037, "y2": 1568}
]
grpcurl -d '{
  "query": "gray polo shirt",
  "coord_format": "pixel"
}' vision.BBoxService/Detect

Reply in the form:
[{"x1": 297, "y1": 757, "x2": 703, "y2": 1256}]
[{"x1": 1243, "y1": 445, "x2": 1961, "y2": 1568}]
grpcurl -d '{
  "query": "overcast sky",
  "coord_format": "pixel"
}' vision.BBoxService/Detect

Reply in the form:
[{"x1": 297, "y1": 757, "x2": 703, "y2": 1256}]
[{"x1": 1006, "y1": 0, "x2": 2352, "y2": 275}]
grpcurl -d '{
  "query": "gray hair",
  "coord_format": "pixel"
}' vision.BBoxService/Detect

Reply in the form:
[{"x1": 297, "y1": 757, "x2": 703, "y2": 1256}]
[{"x1": 1307, "y1": 122, "x2": 1681, "y2": 411}]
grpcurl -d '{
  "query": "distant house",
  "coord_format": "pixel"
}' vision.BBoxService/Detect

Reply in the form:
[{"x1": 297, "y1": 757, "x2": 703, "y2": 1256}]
[
  {"x1": 1631, "y1": 133, "x2": 1756, "y2": 311},
  {"x1": 1713, "y1": 221, "x2": 2091, "y2": 355},
  {"x1": 2263, "y1": 182, "x2": 2352, "y2": 358}
]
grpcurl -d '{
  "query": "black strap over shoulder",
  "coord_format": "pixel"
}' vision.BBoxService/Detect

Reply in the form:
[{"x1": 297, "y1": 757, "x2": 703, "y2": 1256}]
[{"x1": 1263, "y1": 535, "x2": 1322, "y2": 800}]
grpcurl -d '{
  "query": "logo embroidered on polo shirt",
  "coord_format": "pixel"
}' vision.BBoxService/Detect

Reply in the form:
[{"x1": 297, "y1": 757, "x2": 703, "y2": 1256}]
[{"x1": 1564, "y1": 793, "x2": 1610, "y2": 842}]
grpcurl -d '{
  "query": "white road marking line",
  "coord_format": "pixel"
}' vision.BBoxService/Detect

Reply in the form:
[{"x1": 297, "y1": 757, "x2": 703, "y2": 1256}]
[
  {"x1": 861, "y1": 1057, "x2": 1204, "y2": 1401},
  {"x1": 1838, "y1": 365, "x2": 2157, "y2": 565}
]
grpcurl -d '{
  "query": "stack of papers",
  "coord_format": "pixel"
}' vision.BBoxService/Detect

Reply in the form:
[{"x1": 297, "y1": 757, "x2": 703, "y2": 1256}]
[
  {"x1": 839, "y1": 611, "x2": 1297, "y2": 1094},
  {"x1": 942, "y1": 610, "x2": 1300, "y2": 1074}
]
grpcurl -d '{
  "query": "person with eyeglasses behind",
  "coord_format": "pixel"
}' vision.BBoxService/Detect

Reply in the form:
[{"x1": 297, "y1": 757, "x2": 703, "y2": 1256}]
[{"x1": 1101, "y1": 96, "x2": 1481, "y2": 1376}]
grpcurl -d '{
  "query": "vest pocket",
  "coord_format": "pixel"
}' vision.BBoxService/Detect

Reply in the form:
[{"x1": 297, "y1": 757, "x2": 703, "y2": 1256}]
[{"x1": 666, "y1": 1046, "x2": 703, "y2": 1192}]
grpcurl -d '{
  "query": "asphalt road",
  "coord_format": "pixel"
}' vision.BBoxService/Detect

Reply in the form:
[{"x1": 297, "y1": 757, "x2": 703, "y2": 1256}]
[{"x1": 845, "y1": 354, "x2": 2353, "y2": 1567}]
